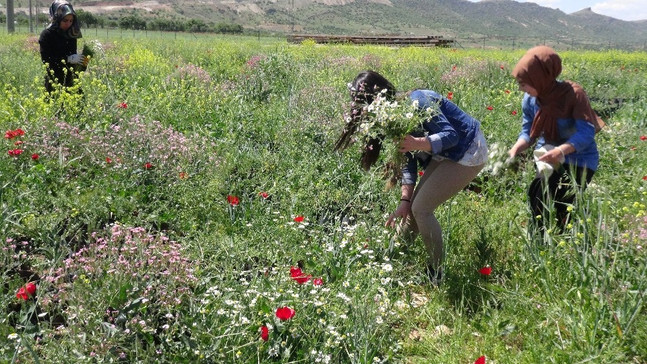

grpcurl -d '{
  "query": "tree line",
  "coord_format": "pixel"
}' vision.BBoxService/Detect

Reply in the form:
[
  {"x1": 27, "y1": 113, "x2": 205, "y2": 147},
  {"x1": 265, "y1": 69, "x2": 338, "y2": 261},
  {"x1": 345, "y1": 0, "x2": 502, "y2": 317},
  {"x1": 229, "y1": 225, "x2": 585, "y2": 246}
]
[{"x1": 0, "y1": 9, "x2": 244, "y2": 34}]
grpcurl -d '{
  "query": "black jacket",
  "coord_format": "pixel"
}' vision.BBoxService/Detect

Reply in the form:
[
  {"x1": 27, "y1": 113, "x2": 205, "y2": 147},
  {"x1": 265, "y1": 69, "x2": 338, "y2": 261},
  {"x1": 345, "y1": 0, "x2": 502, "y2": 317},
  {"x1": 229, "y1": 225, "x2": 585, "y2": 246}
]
[{"x1": 39, "y1": 27, "x2": 78, "y2": 88}]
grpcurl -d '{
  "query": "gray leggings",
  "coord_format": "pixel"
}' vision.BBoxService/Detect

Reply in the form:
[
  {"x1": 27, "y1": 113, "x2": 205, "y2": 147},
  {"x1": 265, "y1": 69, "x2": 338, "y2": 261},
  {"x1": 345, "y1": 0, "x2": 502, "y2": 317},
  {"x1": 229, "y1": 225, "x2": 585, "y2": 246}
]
[{"x1": 409, "y1": 159, "x2": 485, "y2": 269}]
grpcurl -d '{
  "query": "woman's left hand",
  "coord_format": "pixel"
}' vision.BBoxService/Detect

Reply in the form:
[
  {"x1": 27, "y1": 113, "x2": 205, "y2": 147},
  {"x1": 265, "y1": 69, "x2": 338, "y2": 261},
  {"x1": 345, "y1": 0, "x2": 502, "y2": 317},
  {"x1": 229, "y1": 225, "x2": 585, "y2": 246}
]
[
  {"x1": 398, "y1": 135, "x2": 431, "y2": 153},
  {"x1": 538, "y1": 147, "x2": 565, "y2": 165}
]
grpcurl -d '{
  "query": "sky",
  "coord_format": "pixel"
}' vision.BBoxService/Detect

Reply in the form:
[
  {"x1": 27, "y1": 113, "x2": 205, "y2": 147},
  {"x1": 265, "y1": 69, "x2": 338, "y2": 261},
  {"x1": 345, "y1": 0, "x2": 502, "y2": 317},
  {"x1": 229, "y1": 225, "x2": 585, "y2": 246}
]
[{"x1": 466, "y1": 0, "x2": 647, "y2": 21}]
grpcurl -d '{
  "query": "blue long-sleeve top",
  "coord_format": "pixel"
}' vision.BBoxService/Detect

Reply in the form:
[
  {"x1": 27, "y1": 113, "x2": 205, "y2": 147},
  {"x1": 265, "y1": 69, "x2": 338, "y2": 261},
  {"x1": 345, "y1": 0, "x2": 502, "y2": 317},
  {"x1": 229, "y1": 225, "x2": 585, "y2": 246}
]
[
  {"x1": 401, "y1": 90, "x2": 482, "y2": 185},
  {"x1": 518, "y1": 92, "x2": 599, "y2": 171}
]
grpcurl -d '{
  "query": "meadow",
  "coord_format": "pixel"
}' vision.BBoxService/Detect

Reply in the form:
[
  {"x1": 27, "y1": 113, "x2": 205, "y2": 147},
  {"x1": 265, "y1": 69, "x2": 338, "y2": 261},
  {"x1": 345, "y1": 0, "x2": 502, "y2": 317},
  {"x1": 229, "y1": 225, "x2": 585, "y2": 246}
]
[{"x1": 0, "y1": 32, "x2": 646, "y2": 363}]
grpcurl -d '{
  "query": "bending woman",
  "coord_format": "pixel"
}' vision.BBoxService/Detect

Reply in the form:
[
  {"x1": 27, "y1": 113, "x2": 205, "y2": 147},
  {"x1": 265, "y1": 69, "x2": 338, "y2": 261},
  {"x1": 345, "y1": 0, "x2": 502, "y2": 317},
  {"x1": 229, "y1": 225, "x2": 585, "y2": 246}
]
[{"x1": 335, "y1": 70, "x2": 488, "y2": 281}]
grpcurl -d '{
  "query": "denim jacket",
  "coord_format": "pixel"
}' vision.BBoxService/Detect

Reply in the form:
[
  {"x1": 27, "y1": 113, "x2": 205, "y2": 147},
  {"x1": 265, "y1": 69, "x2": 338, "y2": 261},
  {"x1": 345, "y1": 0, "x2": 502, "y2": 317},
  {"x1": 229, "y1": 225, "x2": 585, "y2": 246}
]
[
  {"x1": 401, "y1": 90, "x2": 482, "y2": 185},
  {"x1": 518, "y1": 92, "x2": 599, "y2": 171}
]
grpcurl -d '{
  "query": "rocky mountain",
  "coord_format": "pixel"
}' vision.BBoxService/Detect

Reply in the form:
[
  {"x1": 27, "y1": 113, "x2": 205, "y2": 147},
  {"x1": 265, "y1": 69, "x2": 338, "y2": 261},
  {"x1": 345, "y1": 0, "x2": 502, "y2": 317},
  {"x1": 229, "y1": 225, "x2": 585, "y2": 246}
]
[{"x1": 11, "y1": 0, "x2": 647, "y2": 48}]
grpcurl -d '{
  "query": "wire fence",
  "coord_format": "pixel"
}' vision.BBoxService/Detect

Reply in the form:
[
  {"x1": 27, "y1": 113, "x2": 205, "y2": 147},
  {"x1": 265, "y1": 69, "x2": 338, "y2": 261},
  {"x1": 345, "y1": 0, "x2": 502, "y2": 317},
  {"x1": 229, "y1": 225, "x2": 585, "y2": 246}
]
[
  {"x1": 2, "y1": 24, "x2": 647, "y2": 51},
  {"x1": 456, "y1": 35, "x2": 647, "y2": 52},
  {"x1": 0, "y1": 24, "x2": 275, "y2": 42}
]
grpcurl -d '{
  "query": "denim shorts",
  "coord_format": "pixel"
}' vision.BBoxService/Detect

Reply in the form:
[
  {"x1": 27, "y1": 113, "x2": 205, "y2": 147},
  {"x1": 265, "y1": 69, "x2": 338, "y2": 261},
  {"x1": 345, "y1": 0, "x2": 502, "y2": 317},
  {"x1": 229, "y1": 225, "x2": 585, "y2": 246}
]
[
  {"x1": 457, "y1": 128, "x2": 488, "y2": 167},
  {"x1": 431, "y1": 127, "x2": 488, "y2": 167}
]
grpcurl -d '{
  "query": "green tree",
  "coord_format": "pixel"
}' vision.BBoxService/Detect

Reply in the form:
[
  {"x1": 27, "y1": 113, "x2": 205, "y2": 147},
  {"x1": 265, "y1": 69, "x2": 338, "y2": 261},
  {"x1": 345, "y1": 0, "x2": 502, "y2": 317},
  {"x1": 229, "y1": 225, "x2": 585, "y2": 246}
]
[
  {"x1": 186, "y1": 19, "x2": 208, "y2": 33},
  {"x1": 119, "y1": 14, "x2": 147, "y2": 30},
  {"x1": 76, "y1": 10, "x2": 99, "y2": 28}
]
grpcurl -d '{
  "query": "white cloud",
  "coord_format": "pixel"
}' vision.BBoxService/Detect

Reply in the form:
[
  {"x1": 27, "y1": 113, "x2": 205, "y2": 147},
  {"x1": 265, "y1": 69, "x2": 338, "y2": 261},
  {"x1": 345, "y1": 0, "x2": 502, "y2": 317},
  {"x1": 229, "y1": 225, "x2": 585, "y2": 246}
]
[
  {"x1": 466, "y1": 0, "x2": 646, "y2": 21},
  {"x1": 592, "y1": 1, "x2": 647, "y2": 21}
]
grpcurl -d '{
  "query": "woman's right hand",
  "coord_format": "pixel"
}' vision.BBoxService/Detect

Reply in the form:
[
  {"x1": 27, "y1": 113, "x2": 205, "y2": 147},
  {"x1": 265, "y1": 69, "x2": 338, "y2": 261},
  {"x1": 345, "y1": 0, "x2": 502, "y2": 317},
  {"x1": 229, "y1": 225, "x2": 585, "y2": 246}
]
[
  {"x1": 508, "y1": 138, "x2": 530, "y2": 159},
  {"x1": 399, "y1": 135, "x2": 431, "y2": 153},
  {"x1": 385, "y1": 201, "x2": 412, "y2": 228}
]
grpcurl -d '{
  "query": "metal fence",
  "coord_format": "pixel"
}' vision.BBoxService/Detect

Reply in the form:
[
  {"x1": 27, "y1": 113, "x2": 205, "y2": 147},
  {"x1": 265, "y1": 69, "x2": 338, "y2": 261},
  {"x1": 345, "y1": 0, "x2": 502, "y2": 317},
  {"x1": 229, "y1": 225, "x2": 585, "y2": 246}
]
[{"x1": 2, "y1": 25, "x2": 646, "y2": 51}]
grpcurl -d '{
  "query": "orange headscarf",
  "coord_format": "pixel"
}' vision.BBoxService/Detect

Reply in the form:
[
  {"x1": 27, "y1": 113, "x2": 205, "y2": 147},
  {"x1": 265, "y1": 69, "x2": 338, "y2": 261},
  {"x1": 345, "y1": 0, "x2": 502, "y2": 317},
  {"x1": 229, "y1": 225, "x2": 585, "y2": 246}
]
[{"x1": 512, "y1": 46, "x2": 604, "y2": 142}]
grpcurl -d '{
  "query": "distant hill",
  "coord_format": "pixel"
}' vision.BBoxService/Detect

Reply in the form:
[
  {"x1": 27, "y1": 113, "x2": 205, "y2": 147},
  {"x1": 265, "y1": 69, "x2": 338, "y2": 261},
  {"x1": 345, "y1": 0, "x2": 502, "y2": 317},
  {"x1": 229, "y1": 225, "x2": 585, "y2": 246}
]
[{"x1": 10, "y1": 0, "x2": 647, "y2": 48}]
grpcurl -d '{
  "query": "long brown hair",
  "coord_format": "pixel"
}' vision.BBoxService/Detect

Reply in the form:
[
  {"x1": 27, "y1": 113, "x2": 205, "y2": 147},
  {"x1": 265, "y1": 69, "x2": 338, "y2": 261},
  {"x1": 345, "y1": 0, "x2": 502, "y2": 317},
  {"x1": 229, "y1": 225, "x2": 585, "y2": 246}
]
[{"x1": 334, "y1": 71, "x2": 396, "y2": 170}]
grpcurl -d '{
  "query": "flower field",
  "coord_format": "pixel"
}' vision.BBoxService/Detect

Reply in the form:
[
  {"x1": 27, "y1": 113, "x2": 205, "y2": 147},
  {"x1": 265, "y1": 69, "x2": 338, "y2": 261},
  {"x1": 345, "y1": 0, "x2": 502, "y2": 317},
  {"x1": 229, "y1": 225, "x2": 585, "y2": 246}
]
[{"x1": 1, "y1": 33, "x2": 646, "y2": 363}]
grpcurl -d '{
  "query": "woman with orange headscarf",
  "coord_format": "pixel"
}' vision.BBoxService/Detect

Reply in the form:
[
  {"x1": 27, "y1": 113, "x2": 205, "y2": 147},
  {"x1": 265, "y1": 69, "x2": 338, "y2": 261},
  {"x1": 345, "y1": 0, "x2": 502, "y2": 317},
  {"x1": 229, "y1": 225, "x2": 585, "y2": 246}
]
[{"x1": 508, "y1": 46, "x2": 604, "y2": 234}]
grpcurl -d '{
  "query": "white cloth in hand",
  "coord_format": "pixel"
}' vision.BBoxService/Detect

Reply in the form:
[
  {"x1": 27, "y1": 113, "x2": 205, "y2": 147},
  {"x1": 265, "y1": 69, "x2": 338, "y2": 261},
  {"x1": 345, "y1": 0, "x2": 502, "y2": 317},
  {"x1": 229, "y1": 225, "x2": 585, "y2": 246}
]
[{"x1": 533, "y1": 144, "x2": 565, "y2": 178}]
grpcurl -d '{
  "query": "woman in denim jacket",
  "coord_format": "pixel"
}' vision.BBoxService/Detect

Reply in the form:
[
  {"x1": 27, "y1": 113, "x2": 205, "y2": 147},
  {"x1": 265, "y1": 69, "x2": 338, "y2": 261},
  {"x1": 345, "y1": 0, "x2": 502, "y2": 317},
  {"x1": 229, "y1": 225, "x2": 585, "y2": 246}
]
[
  {"x1": 507, "y1": 46, "x2": 604, "y2": 233},
  {"x1": 335, "y1": 71, "x2": 488, "y2": 282}
]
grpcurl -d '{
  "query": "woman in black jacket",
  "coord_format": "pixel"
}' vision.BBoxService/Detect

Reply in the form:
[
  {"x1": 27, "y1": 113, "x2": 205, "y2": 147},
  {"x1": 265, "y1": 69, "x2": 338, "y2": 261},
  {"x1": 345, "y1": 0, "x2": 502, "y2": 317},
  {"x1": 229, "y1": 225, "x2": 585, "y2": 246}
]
[{"x1": 39, "y1": 1, "x2": 87, "y2": 93}]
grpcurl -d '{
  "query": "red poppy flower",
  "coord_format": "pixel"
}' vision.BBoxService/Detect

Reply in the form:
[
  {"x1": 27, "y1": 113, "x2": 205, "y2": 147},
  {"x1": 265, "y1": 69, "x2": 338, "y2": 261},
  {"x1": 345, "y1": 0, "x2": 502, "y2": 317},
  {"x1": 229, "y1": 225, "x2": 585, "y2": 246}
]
[
  {"x1": 105, "y1": 157, "x2": 112, "y2": 164},
  {"x1": 260, "y1": 325, "x2": 269, "y2": 341},
  {"x1": 16, "y1": 287, "x2": 29, "y2": 300},
  {"x1": 16, "y1": 282, "x2": 36, "y2": 300},
  {"x1": 640, "y1": 135, "x2": 647, "y2": 141},
  {"x1": 275, "y1": 306, "x2": 295, "y2": 321},
  {"x1": 505, "y1": 89, "x2": 511, "y2": 94},
  {"x1": 293, "y1": 215, "x2": 304, "y2": 223},
  {"x1": 5, "y1": 129, "x2": 25, "y2": 139},
  {"x1": 227, "y1": 195, "x2": 240, "y2": 206},
  {"x1": 179, "y1": 172, "x2": 188, "y2": 179},
  {"x1": 144, "y1": 162, "x2": 153, "y2": 170},
  {"x1": 486, "y1": 106, "x2": 494, "y2": 111},
  {"x1": 643, "y1": 176, "x2": 647, "y2": 181},
  {"x1": 8, "y1": 149, "x2": 23, "y2": 156},
  {"x1": 313, "y1": 277, "x2": 324, "y2": 286},
  {"x1": 290, "y1": 266, "x2": 311, "y2": 284},
  {"x1": 446, "y1": 92, "x2": 454, "y2": 100},
  {"x1": 474, "y1": 356, "x2": 486, "y2": 364},
  {"x1": 14, "y1": 141, "x2": 23, "y2": 146},
  {"x1": 31, "y1": 153, "x2": 39, "y2": 160},
  {"x1": 418, "y1": 171, "x2": 424, "y2": 176},
  {"x1": 118, "y1": 102, "x2": 128, "y2": 109},
  {"x1": 479, "y1": 266, "x2": 492, "y2": 276},
  {"x1": 259, "y1": 192, "x2": 269, "y2": 199},
  {"x1": 511, "y1": 110, "x2": 518, "y2": 116},
  {"x1": 25, "y1": 282, "x2": 36, "y2": 296}
]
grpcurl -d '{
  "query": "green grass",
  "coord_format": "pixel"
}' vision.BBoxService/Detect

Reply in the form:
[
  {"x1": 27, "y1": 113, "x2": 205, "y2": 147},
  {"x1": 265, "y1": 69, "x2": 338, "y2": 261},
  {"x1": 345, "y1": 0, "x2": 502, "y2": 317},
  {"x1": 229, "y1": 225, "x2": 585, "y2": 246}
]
[{"x1": 1, "y1": 31, "x2": 646, "y2": 363}]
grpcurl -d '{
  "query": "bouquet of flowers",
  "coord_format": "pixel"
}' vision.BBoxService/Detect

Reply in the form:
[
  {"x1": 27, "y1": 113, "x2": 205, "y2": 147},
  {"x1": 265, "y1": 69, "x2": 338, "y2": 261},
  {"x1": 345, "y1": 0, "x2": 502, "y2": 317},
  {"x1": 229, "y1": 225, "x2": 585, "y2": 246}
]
[
  {"x1": 75, "y1": 40, "x2": 102, "y2": 72},
  {"x1": 81, "y1": 43, "x2": 95, "y2": 59},
  {"x1": 348, "y1": 89, "x2": 437, "y2": 178},
  {"x1": 354, "y1": 90, "x2": 433, "y2": 139},
  {"x1": 335, "y1": 90, "x2": 438, "y2": 188}
]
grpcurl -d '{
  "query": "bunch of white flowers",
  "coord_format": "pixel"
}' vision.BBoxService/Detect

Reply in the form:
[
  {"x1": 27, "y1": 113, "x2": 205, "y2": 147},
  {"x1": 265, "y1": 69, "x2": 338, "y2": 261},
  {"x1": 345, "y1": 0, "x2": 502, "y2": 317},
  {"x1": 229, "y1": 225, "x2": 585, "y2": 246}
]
[{"x1": 350, "y1": 90, "x2": 434, "y2": 142}]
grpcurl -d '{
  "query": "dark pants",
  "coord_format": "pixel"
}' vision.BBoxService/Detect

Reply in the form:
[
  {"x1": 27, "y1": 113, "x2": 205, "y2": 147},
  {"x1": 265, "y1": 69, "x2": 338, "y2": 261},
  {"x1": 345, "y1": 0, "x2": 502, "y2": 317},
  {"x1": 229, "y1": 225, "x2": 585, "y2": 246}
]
[{"x1": 528, "y1": 164, "x2": 595, "y2": 232}]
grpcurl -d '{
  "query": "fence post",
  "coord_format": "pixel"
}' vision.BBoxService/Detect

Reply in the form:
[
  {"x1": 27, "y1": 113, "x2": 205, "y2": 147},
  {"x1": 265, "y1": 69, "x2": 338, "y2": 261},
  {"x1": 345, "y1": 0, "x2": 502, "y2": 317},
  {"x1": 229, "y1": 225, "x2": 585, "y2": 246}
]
[{"x1": 7, "y1": 0, "x2": 15, "y2": 33}]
